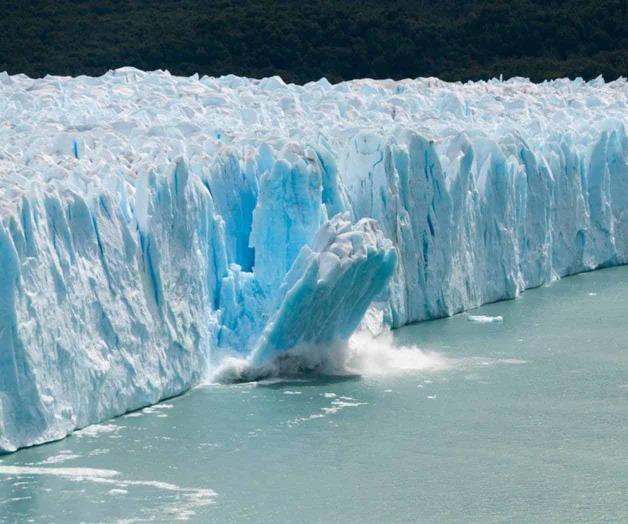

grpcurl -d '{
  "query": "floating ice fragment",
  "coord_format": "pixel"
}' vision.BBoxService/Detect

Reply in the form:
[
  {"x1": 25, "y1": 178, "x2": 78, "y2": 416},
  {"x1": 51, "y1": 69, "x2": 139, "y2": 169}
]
[
  {"x1": 74, "y1": 424, "x2": 122, "y2": 439},
  {"x1": 467, "y1": 315, "x2": 504, "y2": 323}
]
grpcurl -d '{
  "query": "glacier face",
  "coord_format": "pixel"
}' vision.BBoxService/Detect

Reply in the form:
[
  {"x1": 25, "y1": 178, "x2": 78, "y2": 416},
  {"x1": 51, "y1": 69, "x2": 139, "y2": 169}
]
[{"x1": 0, "y1": 68, "x2": 626, "y2": 451}]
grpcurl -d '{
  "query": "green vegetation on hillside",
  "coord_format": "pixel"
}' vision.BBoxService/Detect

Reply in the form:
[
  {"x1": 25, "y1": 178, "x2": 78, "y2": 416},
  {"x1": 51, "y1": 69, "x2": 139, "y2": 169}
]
[{"x1": 1, "y1": 0, "x2": 626, "y2": 82}]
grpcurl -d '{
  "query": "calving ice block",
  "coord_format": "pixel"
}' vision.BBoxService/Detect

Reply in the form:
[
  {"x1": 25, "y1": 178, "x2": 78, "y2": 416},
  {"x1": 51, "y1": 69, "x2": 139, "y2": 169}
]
[{"x1": 0, "y1": 68, "x2": 626, "y2": 451}]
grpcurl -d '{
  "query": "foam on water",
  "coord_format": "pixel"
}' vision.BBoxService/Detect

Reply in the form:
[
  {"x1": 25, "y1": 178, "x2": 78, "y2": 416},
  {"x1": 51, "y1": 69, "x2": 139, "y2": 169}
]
[
  {"x1": 0, "y1": 464, "x2": 217, "y2": 521},
  {"x1": 31, "y1": 450, "x2": 81, "y2": 465}
]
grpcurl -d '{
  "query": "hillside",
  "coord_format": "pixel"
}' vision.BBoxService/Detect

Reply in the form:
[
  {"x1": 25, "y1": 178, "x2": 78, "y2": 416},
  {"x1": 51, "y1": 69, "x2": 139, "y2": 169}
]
[{"x1": 0, "y1": 0, "x2": 626, "y2": 82}]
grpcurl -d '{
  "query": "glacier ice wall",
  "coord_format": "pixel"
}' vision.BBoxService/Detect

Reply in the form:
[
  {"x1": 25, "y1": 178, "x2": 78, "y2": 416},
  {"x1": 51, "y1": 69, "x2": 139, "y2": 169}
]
[{"x1": 0, "y1": 68, "x2": 626, "y2": 451}]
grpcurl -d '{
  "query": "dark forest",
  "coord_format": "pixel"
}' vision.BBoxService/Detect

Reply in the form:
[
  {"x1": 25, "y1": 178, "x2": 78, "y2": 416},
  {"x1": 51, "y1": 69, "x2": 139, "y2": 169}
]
[{"x1": 1, "y1": 0, "x2": 626, "y2": 82}]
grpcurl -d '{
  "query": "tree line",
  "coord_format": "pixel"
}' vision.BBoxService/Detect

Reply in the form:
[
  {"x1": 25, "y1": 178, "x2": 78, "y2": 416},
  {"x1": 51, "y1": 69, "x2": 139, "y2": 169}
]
[{"x1": 1, "y1": 0, "x2": 626, "y2": 82}]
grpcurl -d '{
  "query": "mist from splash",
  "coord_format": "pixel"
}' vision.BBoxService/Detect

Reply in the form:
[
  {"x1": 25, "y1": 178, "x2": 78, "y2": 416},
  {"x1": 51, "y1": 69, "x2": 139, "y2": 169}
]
[
  {"x1": 343, "y1": 331, "x2": 452, "y2": 375},
  {"x1": 207, "y1": 330, "x2": 451, "y2": 383}
]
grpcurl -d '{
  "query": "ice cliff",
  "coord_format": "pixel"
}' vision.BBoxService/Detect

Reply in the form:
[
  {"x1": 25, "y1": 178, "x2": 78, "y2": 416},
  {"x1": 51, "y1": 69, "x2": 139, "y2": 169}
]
[{"x1": 0, "y1": 68, "x2": 626, "y2": 451}]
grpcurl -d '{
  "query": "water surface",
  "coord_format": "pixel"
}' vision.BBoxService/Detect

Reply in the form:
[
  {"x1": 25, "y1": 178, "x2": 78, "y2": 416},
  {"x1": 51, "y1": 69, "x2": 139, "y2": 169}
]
[{"x1": 1, "y1": 266, "x2": 627, "y2": 523}]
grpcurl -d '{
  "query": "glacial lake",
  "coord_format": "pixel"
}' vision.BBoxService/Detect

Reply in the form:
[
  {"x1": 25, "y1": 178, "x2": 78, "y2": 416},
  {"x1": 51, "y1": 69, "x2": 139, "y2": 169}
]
[{"x1": 1, "y1": 265, "x2": 627, "y2": 523}]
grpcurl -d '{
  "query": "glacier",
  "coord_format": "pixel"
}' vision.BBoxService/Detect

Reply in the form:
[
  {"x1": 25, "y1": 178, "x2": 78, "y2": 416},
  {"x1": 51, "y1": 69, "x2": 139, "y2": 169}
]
[{"x1": 0, "y1": 68, "x2": 626, "y2": 452}]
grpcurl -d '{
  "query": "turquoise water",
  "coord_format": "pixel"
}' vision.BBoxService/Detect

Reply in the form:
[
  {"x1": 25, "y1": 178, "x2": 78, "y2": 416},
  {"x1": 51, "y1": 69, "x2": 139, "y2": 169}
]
[{"x1": 1, "y1": 266, "x2": 627, "y2": 523}]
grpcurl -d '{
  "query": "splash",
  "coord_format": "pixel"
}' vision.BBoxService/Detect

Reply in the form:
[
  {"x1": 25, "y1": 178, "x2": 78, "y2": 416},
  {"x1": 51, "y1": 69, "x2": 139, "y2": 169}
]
[
  {"x1": 208, "y1": 330, "x2": 451, "y2": 383},
  {"x1": 343, "y1": 331, "x2": 452, "y2": 375}
]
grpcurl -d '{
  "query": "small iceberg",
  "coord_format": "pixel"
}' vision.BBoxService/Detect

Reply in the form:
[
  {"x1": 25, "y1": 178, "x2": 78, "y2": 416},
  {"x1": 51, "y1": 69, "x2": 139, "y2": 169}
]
[{"x1": 466, "y1": 314, "x2": 504, "y2": 324}]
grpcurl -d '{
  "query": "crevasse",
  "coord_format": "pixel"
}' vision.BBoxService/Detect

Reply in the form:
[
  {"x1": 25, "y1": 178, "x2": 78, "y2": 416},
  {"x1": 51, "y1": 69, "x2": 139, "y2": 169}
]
[{"x1": 0, "y1": 69, "x2": 626, "y2": 452}]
